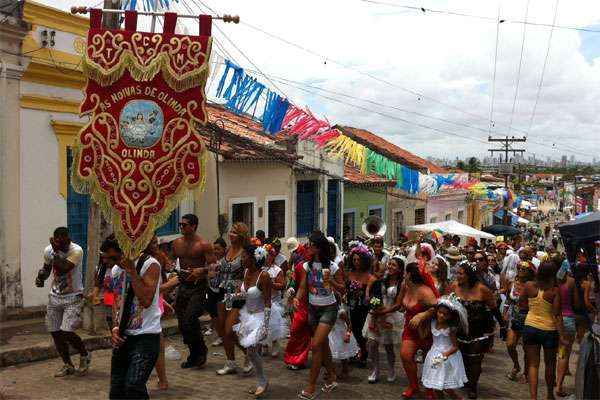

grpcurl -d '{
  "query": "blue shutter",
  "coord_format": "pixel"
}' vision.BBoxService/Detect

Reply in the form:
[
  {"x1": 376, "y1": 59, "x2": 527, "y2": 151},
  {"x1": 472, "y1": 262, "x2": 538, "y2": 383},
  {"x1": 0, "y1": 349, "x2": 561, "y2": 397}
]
[
  {"x1": 327, "y1": 180, "x2": 339, "y2": 239},
  {"x1": 296, "y1": 180, "x2": 317, "y2": 236},
  {"x1": 156, "y1": 208, "x2": 179, "y2": 236},
  {"x1": 67, "y1": 149, "x2": 89, "y2": 277}
]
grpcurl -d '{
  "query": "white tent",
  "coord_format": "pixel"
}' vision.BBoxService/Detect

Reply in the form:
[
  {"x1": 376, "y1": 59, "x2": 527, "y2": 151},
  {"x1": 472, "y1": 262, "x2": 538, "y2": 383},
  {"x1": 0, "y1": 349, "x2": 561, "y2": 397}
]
[{"x1": 407, "y1": 220, "x2": 496, "y2": 240}]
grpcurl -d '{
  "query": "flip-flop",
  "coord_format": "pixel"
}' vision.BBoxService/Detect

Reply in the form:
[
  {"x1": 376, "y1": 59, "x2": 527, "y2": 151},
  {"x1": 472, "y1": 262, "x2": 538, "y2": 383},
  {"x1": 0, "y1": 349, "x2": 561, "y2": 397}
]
[
  {"x1": 321, "y1": 381, "x2": 338, "y2": 393},
  {"x1": 298, "y1": 390, "x2": 318, "y2": 400}
]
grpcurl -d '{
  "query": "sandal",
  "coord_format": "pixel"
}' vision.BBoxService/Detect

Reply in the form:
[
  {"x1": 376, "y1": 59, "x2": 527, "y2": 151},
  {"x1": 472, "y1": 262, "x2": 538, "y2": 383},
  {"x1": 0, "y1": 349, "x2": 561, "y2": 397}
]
[
  {"x1": 321, "y1": 381, "x2": 338, "y2": 393},
  {"x1": 298, "y1": 390, "x2": 318, "y2": 400},
  {"x1": 555, "y1": 389, "x2": 569, "y2": 397}
]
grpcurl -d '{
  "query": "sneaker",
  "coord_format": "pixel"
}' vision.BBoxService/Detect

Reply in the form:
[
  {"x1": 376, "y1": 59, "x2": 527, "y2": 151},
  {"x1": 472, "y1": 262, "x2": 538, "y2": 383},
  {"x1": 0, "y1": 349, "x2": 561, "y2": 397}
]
[
  {"x1": 368, "y1": 370, "x2": 379, "y2": 384},
  {"x1": 387, "y1": 370, "x2": 397, "y2": 383},
  {"x1": 54, "y1": 364, "x2": 75, "y2": 377},
  {"x1": 216, "y1": 361, "x2": 238, "y2": 375},
  {"x1": 242, "y1": 357, "x2": 254, "y2": 374},
  {"x1": 76, "y1": 353, "x2": 92, "y2": 376},
  {"x1": 204, "y1": 328, "x2": 213, "y2": 336},
  {"x1": 211, "y1": 337, "x2": 223, "y2": 347}
]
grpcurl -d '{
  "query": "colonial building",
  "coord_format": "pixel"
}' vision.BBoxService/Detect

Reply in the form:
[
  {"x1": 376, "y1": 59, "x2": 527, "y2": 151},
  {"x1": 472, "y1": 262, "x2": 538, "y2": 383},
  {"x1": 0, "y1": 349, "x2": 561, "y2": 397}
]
[{"x1": 0, "y1": 1, "x2": 343, "y2": 311}]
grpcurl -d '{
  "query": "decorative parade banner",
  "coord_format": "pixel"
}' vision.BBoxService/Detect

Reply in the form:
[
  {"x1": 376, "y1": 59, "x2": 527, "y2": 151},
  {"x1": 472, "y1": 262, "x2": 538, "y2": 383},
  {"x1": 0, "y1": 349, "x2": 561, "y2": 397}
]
[{"x1": 72, "y1": 9, "x2": 212, "y2": 257}]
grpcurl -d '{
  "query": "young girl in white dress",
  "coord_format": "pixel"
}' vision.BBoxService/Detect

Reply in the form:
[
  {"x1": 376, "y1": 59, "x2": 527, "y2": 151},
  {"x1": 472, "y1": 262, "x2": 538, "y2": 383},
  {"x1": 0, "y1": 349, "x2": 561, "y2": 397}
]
[
  {"x1": 328, "y1": 300, "x2": 358, "y2": 379},
  {"x1": 233, "y1": 245, "x2": 272, "y2": 398},
  {"x1": 421, "y1": 294, "x2": 469, "y2": 400}
]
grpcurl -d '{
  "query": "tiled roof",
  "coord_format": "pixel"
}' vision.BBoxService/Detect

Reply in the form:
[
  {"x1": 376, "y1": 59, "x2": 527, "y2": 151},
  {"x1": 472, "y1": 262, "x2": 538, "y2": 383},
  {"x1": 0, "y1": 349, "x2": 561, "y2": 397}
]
[
  {"x1": 200, "y1": 103, "x2": 298, "y2": 163},
  {"x1": 336, "y1": 125, "x2": 447, "y2": 173},
  {"x1": 344, "y1": 164, "x2": 392, "y2": 185}
]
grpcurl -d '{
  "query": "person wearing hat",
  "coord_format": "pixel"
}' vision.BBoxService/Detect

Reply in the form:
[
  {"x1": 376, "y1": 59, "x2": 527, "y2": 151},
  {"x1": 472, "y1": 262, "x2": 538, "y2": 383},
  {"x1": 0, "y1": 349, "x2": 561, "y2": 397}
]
[{"x1": 445, "y1": 246, "x2": 463, "y2": 281}]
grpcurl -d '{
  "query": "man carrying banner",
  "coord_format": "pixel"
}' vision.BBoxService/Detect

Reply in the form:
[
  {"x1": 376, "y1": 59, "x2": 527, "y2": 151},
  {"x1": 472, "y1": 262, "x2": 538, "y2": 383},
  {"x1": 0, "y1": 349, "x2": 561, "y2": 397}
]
[
  {"x1": 36, "y1": 227, "x2": 91, "y2": 378},
  {"x1": 172, "y1": 214, "x2": 216, "y2": 368}
]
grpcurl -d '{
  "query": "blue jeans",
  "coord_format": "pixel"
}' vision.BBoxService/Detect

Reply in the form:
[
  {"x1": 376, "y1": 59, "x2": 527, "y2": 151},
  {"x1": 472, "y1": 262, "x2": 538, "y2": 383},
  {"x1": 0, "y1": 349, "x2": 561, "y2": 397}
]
[{"x1": 109, "y1": 333, "x2": 160, "y2": 399}]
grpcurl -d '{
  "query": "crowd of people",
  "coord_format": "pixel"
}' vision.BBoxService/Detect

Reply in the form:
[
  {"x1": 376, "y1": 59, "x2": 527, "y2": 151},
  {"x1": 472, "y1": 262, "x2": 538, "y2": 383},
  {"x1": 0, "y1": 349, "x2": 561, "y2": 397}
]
[{"x1": 35, "y1": 213, "x2": 600, "y2": 400}]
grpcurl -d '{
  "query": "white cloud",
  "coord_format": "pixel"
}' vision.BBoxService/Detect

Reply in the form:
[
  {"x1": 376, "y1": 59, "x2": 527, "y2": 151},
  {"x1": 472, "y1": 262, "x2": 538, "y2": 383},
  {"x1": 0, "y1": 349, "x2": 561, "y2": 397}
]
[{"x1": 39, "y1": 0, "x2": 600, "y2": 161}]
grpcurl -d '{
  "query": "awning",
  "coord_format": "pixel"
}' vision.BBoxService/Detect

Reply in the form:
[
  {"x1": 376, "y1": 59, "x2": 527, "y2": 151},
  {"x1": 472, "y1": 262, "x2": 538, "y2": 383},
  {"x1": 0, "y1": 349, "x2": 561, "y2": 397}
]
[{"x1": 407, "y1": 220, "x2": 496, "y2": 240}]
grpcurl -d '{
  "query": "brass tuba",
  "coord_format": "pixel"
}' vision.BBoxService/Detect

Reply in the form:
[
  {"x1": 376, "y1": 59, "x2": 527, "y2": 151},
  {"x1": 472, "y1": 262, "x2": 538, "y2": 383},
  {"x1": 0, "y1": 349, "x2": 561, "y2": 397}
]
[{"x1": 362, "y1": 215, "x2": 387, "y2": 239}]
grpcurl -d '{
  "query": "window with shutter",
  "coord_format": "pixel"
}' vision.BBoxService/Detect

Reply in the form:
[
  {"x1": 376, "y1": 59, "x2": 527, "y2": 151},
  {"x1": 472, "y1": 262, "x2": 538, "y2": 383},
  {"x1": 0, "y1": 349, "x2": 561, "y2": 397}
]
[
  {"x1": 296, "y1": 180, "x2": 317, "y2": 236},
  {"x1": 415, "y1": 208, "x2": 425, "y2": 225}
]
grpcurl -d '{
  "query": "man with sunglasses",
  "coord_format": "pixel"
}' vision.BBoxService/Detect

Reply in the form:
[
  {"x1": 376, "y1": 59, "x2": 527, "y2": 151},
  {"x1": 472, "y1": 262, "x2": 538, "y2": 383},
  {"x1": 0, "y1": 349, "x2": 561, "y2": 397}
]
[{"x1": 171, "y1": 214, "x2": 216, "y2": 369}]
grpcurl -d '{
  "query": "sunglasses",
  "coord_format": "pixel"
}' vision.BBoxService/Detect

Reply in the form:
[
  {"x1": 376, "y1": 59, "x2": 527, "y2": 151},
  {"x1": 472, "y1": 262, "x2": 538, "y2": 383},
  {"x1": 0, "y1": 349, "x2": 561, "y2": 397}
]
[{"x1": 178, "y1": 222, "x2": 190, "y2": 228}]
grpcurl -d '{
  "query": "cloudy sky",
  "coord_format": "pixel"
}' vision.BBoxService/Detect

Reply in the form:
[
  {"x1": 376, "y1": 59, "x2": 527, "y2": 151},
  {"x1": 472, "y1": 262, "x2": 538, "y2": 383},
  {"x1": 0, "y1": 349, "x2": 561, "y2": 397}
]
[{"x1": 42, "y1": 0, "x2": 600, "y2": 162}]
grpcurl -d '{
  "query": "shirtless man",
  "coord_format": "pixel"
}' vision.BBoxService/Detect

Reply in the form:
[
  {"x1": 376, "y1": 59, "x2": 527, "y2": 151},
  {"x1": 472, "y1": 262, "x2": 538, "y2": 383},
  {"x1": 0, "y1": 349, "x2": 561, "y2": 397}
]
[{"x1": 172, "y1": 214, "x2": 216, "y2": 368}]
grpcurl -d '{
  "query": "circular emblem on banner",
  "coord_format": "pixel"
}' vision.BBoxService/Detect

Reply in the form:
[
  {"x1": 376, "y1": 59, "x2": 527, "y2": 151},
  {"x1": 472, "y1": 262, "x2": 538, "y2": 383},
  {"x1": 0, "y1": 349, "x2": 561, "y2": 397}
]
[{"x1": 119, "y1": 100, "x2": 164, "y2": 148}]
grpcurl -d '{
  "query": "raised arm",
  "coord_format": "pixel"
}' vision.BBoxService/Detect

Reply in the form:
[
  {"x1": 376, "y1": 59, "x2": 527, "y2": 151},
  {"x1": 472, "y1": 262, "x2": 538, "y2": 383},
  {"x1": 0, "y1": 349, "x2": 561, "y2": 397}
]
[{"x1": 121, "y1": 258, "x2": 160, "y2": 308}]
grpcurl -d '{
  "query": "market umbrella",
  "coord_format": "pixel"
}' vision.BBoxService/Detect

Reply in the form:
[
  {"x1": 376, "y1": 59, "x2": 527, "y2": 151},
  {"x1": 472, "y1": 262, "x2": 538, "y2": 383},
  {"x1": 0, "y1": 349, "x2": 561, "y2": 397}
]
[
  {"x1": 407, "y1": 220, "x2": 496, "y2": 241},
  {"x1": 558, "y1": 211, "x2": 600, "y2": 262},
  {"x1": 481, "y1": 224, "x2": 521, "y2": 237}
]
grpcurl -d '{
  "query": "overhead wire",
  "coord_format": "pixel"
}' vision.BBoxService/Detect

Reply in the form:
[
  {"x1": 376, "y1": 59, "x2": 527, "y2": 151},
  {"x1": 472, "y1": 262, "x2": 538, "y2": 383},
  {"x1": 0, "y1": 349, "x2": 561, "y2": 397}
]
[
  {"x1": 359, "y1": 0, "x2": 600, "y2": 33},
  {"x1": 488, "y1": 1, "x2": 502, "y2": 135},
  {"x1": 507, "y1": 0, "x2": 530, "y2": 135},
  {"x1": 186, "y1": 0, "x2": 596, "y2": 158},
  {"x1": 526, "y1": 0, "x2": 560, "y2": 137},
  {"x1": 185, "y1": 0, "x2": 290, "y2": 99}
]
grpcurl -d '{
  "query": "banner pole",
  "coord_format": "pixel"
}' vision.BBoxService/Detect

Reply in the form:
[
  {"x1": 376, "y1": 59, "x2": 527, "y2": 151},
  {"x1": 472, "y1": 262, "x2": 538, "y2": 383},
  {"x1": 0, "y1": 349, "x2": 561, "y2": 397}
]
[{"x1": 82, "y1": 0, "x2": 121, "y2": 334}]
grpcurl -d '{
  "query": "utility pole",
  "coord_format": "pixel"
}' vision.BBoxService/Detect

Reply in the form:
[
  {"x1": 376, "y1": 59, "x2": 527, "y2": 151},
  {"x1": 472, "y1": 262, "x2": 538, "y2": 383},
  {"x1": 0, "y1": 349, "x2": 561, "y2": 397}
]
[{"x1": 488, "y1": 135, "x2": 527, "y2": 225}]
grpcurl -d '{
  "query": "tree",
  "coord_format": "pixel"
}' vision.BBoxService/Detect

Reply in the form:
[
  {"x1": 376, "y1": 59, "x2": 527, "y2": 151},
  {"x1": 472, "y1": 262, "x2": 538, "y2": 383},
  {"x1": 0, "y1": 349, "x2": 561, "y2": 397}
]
[
  {"x1": 467, "y1": 157, "x2": 481, "y2": 172},
  {"x1": 457, "y1": 160, "x2": 466, "y2": 171}
]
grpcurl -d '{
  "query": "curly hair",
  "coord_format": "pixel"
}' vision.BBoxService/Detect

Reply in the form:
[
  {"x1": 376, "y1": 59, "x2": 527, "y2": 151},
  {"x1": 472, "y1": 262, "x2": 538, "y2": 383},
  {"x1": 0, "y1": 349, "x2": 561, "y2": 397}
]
[{"x1": 349, "y1": 251, "x2": 372, "y2": 272}]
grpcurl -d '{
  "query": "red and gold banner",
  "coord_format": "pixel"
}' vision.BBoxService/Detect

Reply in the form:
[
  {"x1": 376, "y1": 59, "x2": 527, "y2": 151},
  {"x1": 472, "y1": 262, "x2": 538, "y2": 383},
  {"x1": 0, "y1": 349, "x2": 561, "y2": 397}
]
[{"x1": 72, "y1": 10, "x2": 212, "y2": 257}]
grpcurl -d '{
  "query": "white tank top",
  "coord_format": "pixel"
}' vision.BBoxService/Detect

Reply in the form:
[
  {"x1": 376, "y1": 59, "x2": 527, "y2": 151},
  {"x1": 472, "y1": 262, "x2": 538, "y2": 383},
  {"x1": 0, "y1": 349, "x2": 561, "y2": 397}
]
[{"x1": 241, "y1": 270, "x2": 265, "y2": 313}]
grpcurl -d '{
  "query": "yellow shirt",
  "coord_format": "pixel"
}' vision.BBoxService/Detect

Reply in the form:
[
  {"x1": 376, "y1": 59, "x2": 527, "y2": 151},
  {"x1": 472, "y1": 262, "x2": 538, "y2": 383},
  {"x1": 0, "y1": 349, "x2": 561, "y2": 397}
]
[{"x1": 525, "y1": 290, "x2": 556, "y2": 331}]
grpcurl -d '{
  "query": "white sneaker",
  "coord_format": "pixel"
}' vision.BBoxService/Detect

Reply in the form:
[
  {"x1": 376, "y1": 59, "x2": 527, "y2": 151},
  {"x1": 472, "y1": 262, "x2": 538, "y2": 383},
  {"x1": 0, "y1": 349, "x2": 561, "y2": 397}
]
[
  {"x1": 204, "y1": 328, "x2": 213, "y2": 336},
  {"x1": 211, "y1": 337, "x2": 223, "y2": 347},
  {"x1": 367, "y1": 370, "x2": 379, "y2": 384},
  {"x1": 76, "y1": 353, "x2": 92, "y2": 376},
  {"x1": 387, "y1": 370, "x2": 396, "y2": 383},
  {"x1": 242, "y1": 357, "x2": 254, "y2": 374},
  {"x1": 216, "y1": 361, "x2": 238, "y2": 375},
  {"x1": 54, "y1": 364, "x2": 75, "y2": 377}
]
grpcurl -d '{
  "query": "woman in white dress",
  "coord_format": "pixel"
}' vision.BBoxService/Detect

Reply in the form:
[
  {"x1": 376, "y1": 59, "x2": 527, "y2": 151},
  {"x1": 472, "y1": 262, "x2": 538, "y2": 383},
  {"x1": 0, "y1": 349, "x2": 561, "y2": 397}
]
[
  {"x1": 363, "y1": 255, "x2": 405, "y2": 383},
  {"x1": 421, "y1": 294, "x2": 469, "y2": 399},
  {"x1": 233, "y1": 245, "x2": 272, "y2": 397}
]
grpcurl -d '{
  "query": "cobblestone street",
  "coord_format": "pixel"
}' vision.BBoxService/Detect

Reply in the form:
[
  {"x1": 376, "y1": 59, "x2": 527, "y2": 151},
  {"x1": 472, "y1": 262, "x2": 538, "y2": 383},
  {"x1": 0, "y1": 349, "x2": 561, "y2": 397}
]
[{"x1": 0, "y1": 333, "x2": 576, "y2": 399}]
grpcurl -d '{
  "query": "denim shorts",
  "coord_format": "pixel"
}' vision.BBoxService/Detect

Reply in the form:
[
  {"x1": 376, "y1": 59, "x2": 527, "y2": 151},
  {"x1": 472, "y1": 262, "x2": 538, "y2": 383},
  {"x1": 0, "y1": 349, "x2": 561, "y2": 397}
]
[
  {"x1": 308, "y1": 303, "x2": 338, "y2": 327},
  {"x1": 523, "y1": 325, "x2": 559, "y2": 349},
  {"x1": 563, "y1": 316, "x2": 576, "y2": 336}
]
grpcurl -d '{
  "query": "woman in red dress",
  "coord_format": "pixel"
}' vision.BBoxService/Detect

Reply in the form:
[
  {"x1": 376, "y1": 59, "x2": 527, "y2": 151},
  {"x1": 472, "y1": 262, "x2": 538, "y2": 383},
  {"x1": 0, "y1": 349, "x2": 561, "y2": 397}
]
[{"x1": 284, "y1": 245, "x2": 311, "y2": 369}]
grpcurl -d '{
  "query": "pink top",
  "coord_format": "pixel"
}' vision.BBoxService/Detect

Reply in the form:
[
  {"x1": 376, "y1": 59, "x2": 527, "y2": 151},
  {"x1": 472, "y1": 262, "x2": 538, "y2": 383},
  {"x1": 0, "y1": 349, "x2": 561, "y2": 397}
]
[{"x1": 560, "y1": 282, "x2": 574, "y2": 318}]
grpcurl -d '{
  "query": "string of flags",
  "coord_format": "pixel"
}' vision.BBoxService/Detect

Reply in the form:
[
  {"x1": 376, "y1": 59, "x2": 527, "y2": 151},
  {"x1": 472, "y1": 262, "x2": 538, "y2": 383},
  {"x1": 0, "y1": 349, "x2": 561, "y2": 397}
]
[{"x1": 211, "y1": 59, "x2": 519, "y2": 199}]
